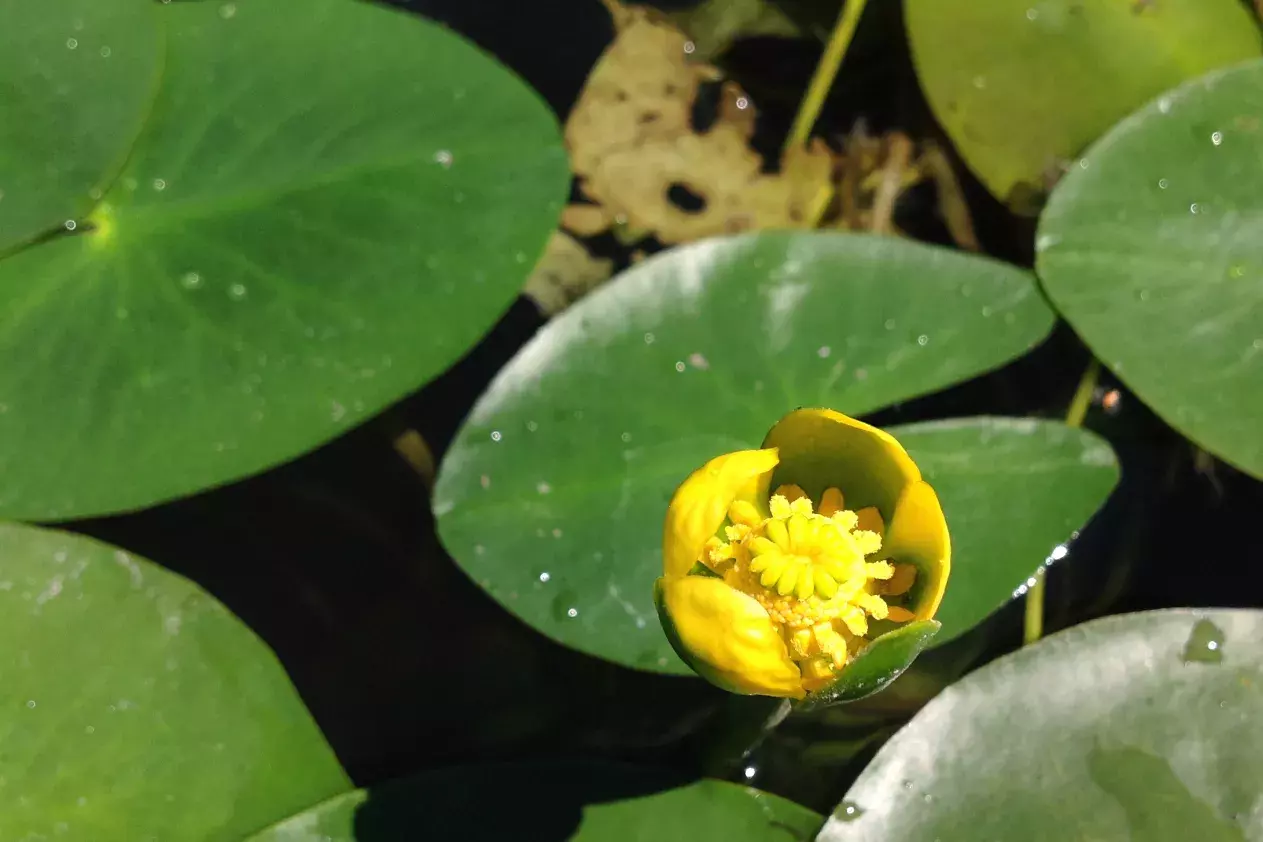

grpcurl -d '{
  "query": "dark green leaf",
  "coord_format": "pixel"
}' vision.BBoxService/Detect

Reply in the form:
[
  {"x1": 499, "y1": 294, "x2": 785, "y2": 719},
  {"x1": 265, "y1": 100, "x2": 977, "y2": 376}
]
[
  {"x1": 897, "y1": 417, "x2": 1119, "y2": 645},
  {"x1": 0, "y1": 0, "x2": 567, "y2": 520},
  {"x1": 435, "y1": 231, "x2": 1055, "y2": 674},
  {"x1": 246, "y1": 762, "x2": 823, "y2": 841},
  {"x1": 905, "y1": 0, "x2": 1260, "y2": 206},
  {"x1": 1038, "y1": 60, "x2": 1263, "y2": 479},
  {"x1": 819, "y1": 609, "x2": 1262, "y2": 842},
  {"x1": 0, "y1": 521, "x2": 348, "y2": 841},
  {"x1": 798, "y1": 621, "x2": 940, "y2": 712}
]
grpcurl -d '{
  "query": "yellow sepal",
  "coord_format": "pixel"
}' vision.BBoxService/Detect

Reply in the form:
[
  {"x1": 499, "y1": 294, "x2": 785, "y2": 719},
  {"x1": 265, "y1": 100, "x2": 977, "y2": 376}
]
[
  {"x1": 655, "y1": 576, "x2": 804, "y2": 699},
  {"x1": 761, "y1": 408, "x2": 921, "y2": 519},
  {"x1": 883, "y1": 480, "x2": 951, "y2": 620},
  {"x1": 662, "y1": 448, "x2": 778, "y2": 580}
]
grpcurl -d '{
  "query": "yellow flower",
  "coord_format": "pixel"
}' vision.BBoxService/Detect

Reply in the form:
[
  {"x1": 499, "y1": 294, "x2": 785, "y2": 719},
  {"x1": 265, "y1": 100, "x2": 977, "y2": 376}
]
[{"x1": 654, "y1": 408, "x2": 950, "y2": 700}]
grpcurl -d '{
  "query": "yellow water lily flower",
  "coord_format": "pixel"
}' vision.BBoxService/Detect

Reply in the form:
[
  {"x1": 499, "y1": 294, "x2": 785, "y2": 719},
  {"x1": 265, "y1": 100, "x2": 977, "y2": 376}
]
[{"x1": 654, "y1": 408, "x2": 950, "y2": 699}]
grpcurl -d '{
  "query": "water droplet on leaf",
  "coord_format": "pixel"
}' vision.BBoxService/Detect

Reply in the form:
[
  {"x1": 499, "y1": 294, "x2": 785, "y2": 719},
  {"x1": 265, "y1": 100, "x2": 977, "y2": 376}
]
[{"x1": 1182, "y1": 618, "x2": 1225, "y2": 664}]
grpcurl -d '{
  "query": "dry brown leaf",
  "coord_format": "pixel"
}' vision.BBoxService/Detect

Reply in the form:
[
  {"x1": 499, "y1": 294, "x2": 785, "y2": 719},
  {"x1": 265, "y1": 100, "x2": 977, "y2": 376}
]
[
  {"x1": 918, "y1": 142, "x2": 981, "y2": 252},
  {"x1": 564, "y1": 0, "x2": 832, "y2": 245},
  {"x1": 544, "y1": 0, "x2": 980, "y2": 315},
  {"x1": 522, "y1": 231, "x2": 616, "y2": 316},
  {"x1": 561, "y1": 204, "x2": 612, "y2": 238},
  {"x1": 566, "y1": 2, "x2": 716, "y2": 178},
  {"x1": 717, "y1": 80, "x2": 757, "y2": 140},
  {"x1": 870, "y1": 133, "x2": 915, "y2": 235}
]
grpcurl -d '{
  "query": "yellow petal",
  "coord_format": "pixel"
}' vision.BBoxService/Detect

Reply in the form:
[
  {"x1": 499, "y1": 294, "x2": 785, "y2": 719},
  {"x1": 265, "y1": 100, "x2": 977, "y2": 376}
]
[
  {"x1": 818, "y1": 487, "x2": 845, "y2": 517},
  {"x1": 761, "y1": 408, "x2": 921, "y2": 520},
  {"x1": 663, "y1": 449, "x2": 779, "y2": 579},
  {"x1": 656, "y1": 576, "x2": 804, "y2": 698},
  {"x1": 884, "y1": 564, "x2": 917, "y2": 597},
  {"x1": 887, "y1": 606, "x2": 916, "y2": 622},
  {"x1": 855, "y1": 506, "x2": 885, "y2": 537},
  {"x1": 882, "y1": 480, "x2": 951, "y2": 620}
]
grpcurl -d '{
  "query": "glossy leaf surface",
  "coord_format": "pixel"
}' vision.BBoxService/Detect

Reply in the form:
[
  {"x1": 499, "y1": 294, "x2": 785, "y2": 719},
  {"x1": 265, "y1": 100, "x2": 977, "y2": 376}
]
[
  {"x1": 0, "y1": 0, "x2": 567, "y2": 520},
  {"x1": 435, "y1": 232, "x2": 1059, "y2": 673},
  {"x1": 1038, "y1": 60, "x2": 1263, "y2": 479},
  {"x1": 0, "y1": 522, "x2": 348, "y2": 841},
  {"x1": 898, "y1": 417, "x2": 1118, "y2": 645},
  {"x1": 819, "y1": 609, "x2": 1263, "y2": 841}
]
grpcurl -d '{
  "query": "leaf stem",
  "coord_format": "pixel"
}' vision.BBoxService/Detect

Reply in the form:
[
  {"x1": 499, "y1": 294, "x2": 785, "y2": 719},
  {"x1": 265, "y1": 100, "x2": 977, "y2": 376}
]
[
  {"x1": 393, "y1": 428, "x2": 437, "y2": 489},
  {"x1": 1023, "y1": 359, "x2": 1101, "y2": 646},
  {"x1": 783, "y1": 0, "x2": 870, "y2": 154},
  {"x1": 1063, "y1": 359, "x2": 1101, "y2": 430}
]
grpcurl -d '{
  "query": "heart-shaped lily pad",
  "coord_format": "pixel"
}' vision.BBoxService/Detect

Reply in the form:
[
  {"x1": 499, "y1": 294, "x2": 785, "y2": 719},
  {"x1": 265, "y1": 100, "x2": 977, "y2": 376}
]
[
  {"x1": 434, "y1": 231, "x2": 1064, "y2": 674},
  {"x1": 0, "y1": 0, "x2": 568, "y2": 520}
]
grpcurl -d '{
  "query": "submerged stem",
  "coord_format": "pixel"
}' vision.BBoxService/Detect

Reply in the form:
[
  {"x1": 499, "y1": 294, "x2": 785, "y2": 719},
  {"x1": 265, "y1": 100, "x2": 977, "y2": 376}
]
[
  {"x1": 1023, "y1": 359, "x2": 1101, "y2": 646},
  {"x1": 783, "y1": 0, "x2": 870, "y2": 154}
]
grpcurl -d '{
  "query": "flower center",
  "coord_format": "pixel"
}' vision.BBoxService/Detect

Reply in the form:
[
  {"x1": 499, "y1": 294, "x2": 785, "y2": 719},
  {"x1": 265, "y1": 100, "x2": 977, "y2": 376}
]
[{"x1": 699, "y1": 485, "x2": 918, "y2": 686}]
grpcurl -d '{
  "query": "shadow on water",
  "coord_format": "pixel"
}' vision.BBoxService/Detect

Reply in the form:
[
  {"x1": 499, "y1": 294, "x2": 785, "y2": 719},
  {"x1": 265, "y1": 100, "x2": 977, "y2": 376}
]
[
  {"x1": 69, "y1": 355, "x2": 721, "y2": 785},
  {"x1": 349, "y1": 762, "x2": 693, "y2": 841}
]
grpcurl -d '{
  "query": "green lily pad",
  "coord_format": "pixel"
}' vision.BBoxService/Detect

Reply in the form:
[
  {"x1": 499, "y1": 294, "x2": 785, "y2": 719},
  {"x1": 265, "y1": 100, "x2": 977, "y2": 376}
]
[
  {"x1": 0, "y1": 521, "x2": 348, "y2": 841},
  {"x1": 1037, "y1": 60, "x2": 1263, "y2": 480},
  {"x1": 434, "y1": 231, "x2": 1056, "y2": 674},
  {"x1": 819, "y1": 609, "x2": 1263, "y2": 841},
  {"x1": 0, "y1": 0, "x2": 567, "y2": 520},
  {"x1": 246, "y1": 762, "x2": 822, "y2": 841},
  {"x1": 904, "y1": 0, "x2": 1260, "y2": 207},
  {"x1": 897, "y1": 417, "x2": 1119, "y2": 645},
  {"x1": 0, "y1": 0, "x2": 160, "y2": 253}
]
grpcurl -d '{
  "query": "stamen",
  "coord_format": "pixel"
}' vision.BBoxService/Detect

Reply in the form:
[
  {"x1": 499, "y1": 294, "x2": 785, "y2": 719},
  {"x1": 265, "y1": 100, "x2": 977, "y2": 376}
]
[
  {"x1": 705, "y1": 484, "x2": 920, "y2": 686},
  {"x1": 774, "y1": 484, "x2": 808, "y2": 503},
  {"x1": 865, "y1": 561, "x2": 894, "y2": 580}
]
